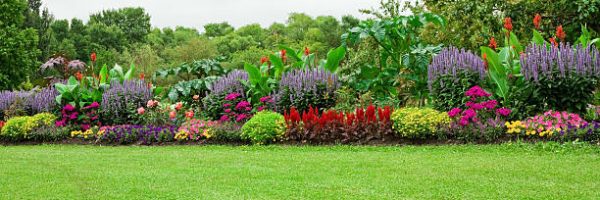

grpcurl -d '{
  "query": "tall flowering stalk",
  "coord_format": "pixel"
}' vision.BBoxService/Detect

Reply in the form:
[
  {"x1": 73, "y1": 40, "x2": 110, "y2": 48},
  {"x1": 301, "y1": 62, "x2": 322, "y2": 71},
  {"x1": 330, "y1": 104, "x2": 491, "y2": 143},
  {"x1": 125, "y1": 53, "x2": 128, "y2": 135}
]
[
  {"x1": 520, "y1": 44, "x2": 600, "y2": 82},
  {"x1": 428, "y1": 47, "x2": 486, "y2": 89},
  {"x1": 274, "y1": 68, "x2": 340, "y2": 112}
]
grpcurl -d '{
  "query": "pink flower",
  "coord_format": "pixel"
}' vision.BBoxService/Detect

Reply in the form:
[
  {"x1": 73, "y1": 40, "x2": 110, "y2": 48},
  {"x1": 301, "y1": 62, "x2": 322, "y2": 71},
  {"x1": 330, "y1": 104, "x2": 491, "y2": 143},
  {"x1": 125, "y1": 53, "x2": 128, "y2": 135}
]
[
  {"x1": 84, "y1": 102, "x2": 100, "y2": 109},
  {"x1": 260, "y1": 96, "x2": 272, "y2": 103},
  {"x1": 169, "y1": 111, "x2": 177, "y2": 119},
  {"x1": 55, "y1": 119, "x2": 66, "y2": 127},
  {"x1": 448, "y1": 108, "x2": 462, "y2": 118},
  {"x1": 223, "y1": 103, "x2": 231, "y2": 108},
  {"x1": 224, "y1": 108, "x2": 231, "y2": 113},
  {"x1": 257, "y1": 106, "x2": 265, "y2": 111},
  {"x1": 193, "y1": 95, "x2": 200, "y2": 101},
  {"x1": 482, "y1": 100, "x2": 498, "y2": 109},
  {"x1": 470, "y1": 103, "x2": 485, "y2": 110},
  {"x1": 137, "y1": 107, "x2": 145, "y2": 115},
  {"x1": 175, "y1": 102, "x2": 183, "y2": 111},
  {"x1": 225, "y1": 92, "x2": 241, "y2": 101},
  {"x1": 147, "y1": 100, "x2": 159, "y2": 108},
  {"x1": 235, "y1": 101, "x2": 251, "y2": 111},
  {"x1": 63, "y1": 104, "x2": 75, "y2": 112},
  {"x1": 465, "y1": 86, "x2": 491, "y2": 98},
  {"x1": 81, "y1": 124, "x2": 90, "y2": 131},
  {"x1": 236, "y1": 114, "x2": 249, "y2": 122},
  {"x1": 185, "y1": 110, "x2": 194, "y2": 119},
  {"x1": 219, "y1": 115, "x2": 229, "y2": 122},
  {"x1": 459, "y1": 117, "x2": 470, "y2": 126},
  {"x1": 496, "y1": 108, "x2": 511, "y2": 117},
  {"x1": 462, "y1": 108, "x2": 476, "y2": 119}
]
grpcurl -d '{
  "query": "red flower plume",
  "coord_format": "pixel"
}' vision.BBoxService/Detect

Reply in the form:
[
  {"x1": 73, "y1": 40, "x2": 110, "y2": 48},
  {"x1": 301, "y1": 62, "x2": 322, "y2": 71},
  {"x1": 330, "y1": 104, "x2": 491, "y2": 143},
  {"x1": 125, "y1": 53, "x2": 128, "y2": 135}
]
[
  {"x1": 90, "y1": 52, "x2": 97, "y2": 62},
  {"x1": 503, "y1": 17, "x2": 513, "y2": 32},
  {"x1": 304, "y1": 47, "x2": 310, "y2": 56},
  {"x1": 556, "y1": 25, "x2": 566, "y2": 41},
  {"x1": 488, "y1": 37, "x2": 497, "y2": 50},
  {"x1": 280, "y1": 49, "x2": 287, "y2": 63},
  {"x1": 533, "y1": 14, "x2": 542, "y2": 30}
]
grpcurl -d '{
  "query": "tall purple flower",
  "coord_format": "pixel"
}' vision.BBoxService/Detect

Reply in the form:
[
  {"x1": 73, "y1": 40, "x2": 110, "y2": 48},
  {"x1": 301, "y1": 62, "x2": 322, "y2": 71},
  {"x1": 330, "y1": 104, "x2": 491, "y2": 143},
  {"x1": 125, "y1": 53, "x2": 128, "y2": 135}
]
[
  {"x1": 101, "y1": 79, "x2": 152, "y2": 124},
  {"x1": 274, "y1": 68, "x2": 340, "y2": 111},
  {"x1": 520, "y1": 43, "x2": 600, "y2": 82},
  {"x1": 428, "y1": 47, "x2": 486, "y2": 89}
]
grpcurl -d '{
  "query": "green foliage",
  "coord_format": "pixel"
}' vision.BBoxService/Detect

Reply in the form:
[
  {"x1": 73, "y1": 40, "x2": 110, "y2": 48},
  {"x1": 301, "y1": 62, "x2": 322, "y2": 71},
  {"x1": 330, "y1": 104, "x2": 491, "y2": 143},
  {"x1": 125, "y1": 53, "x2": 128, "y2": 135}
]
[
  {"x1": 89, "y1": 7, "x2": 151, "y2": 44},
  {"x1": 530, "y1": 75, "x2": 598, "y2": 116},
  {"x1": 431, "y1": 72, "x2": 482, "y2": 112},
  {"x1": 242, "y1": 63, "x2": 276, "y2": 103},
  {"x1": 29, "y1": 124, "x2": 75, "y2": 142},
  {"x1": 0, "y1": 112, "x2": 56, "y2": 141},
  {"x1": 241, "y1": 111, "x2": 285, "y2": 145},
  {"x1": 204, "y1": 22, "x2": 235, "y2": 38},
  {"x1": 154, "y1": 59, "x2": 225, "y2": 103},
  {"x1": 391, "y1": 107, "x2": 450, "y2": 139},
  {"x1": 0, "y1": 0, "x2": 41, "y2": 90},
  {"x1": 55, "y1": 76, "x2": 102, "y2": 108},
  {"x1": 209, "y1": 122, "x2": 243, "y2": 143}
]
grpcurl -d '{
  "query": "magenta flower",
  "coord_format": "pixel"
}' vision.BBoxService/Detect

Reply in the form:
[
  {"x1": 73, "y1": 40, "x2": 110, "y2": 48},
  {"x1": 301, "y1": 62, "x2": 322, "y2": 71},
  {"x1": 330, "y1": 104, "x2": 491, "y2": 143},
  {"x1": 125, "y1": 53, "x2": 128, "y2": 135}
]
[
  {"x1": 223, "y1": 103, "x2": 231, "y2": 108},
  {"x1": 219, "y1": 115, "x2": 229, "y2": 122},
  {"x1": 235, "y1": 114, "x2": 248, "y2": 122},
  {"x1": 260, "y1": 96, "x2": 273, "y2": 103},
  {"x1": 496, "y1": 107, "x2": 512, "y2": 117},
  {"x1": 448, "y1": 108, "x2": 461, "y2": 118},
  {"x1": 84, "y1": 102, "x2": 100, "y2": 109},
  {"x1": 483, "y1": 100, "x2": 498, "y2": 109},
  {"x1": 462, "y1": 108, "x2": 476, "y2": 119},
  {"x1": 257, "y1": 106, "x2": 265, "y2": 111},
  {"x1": 63, "y1": 104, "x2": 75, "y2": 112},
  {"x1": 225, "y1": 92, "x2": 241, "y2": 101},
  {"x1": 235, "y1": 101, "x2": 251, "y2": 111},
  {"x1": 459, "y1": 117, "x2": 470, "y2": 126},
  {"x1": 224, "y1": 108, "x2": 231, "y2": 113}
]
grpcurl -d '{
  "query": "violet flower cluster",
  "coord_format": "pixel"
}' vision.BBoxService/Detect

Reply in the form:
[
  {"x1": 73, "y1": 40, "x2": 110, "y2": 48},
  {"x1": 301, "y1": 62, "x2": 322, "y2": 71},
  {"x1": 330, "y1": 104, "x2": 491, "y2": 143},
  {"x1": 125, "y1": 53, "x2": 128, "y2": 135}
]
[
  {"x1": 0, "y1": 90, "x2": 31, "y2": 114},
  {"x1": 428, "y1": 47, "x2": 486, "y2": 89},
  {"x1": 97, "y1": 125, "x2": 178, "y2": 144},
  {"x1": 27, "y1": 87, "x2": 59, "y2": 114},
  {"x1": 208, "y1": 70, "x2": 248, "y2": 96},
  {"x1": 101, "y1": 79, "x2": 152, "y2": 123},
  {"x1": 274, "y1": 68, "x2": 340, "y2": 111},
  {"x1": 520, "y1": 43, "x2": 600, "y2": 82}
]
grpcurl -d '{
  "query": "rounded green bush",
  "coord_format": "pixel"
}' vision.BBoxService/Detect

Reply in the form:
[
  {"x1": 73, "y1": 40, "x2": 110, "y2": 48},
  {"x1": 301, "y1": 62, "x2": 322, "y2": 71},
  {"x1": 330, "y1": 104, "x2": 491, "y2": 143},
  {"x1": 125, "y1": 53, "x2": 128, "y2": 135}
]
[
  {"x1": 391, "y1": 107, "x2": 449, "y2": 139},
  {"x1": 241, "y1": 111, "x2": 285, "y2": 145},
  {"x1": 1, "y1": 113, "x2": 56, "y2": 141}
]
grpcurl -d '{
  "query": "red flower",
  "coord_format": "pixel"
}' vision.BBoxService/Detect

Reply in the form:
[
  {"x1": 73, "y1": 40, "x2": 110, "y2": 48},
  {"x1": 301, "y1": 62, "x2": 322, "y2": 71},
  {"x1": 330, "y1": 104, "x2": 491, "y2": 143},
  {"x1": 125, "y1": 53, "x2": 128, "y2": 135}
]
[
  {"x1": 366, "y1": 104, "x2": 376, "y2": 123},
  {"x1": 75, "y1": 72, "x2": 83, "y2": 81},
  {"x1": 260, "y1": 56, "x2": 269, "y2": 65},
  {"x1": 503, "y1": 17, "x2": 513, "y2": 32},
  {"x1": 556, "y1": 25, "x2": 566, "y2": 41},
  {"x1": 280, "y1": 49, "x2": 287, "y2": 63},
  {"x1": 482, "y1": 53, "x2": 488, "y2": 70},
  {"x1": 90, "y1": 52, "x2": 97, "y2": 62},
  {"x1": 139, "y1": 73, "x2": 145, "y2": 80},
  {"x1": 488, "y1": 37, "x2": 497, "y2": 50},
  {"x1": 549, "y1": 37, "x2": 558, "y2": 47},
  {"x1": 185, "y1": 110, "x2": 194, "y2": 119},
  {"x1": 533, "y1": 14, "x2": 542, "y2": 30},
  {"x1": 304, "y1": 47, "x2": 310, "y2": 56}
]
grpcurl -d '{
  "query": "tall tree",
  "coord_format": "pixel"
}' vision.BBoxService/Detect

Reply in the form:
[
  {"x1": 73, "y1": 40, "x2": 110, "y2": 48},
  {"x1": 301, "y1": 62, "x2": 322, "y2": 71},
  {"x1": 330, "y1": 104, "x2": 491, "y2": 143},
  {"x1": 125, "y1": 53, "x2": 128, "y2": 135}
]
[
  {"x1": 203, "y1": 22, "x2": 234, "y2": 38},
  {"x1": 0, "y1": 0, "x2": 40, "y2": 90},
  {"x1": 89, "y1": 7, "x2": 151, "y2": 44}
]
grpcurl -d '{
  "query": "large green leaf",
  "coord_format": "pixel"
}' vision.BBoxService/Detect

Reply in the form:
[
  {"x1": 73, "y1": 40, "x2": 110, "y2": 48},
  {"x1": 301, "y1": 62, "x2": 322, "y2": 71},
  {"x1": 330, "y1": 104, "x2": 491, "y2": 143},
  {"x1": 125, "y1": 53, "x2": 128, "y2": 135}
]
[
  {"x1": 269, "y1": 54, "x2": 284, "y2": 78},
  {"x1": 323, "y1": 46, "x2": 346, "y2": 73},
  {"x1": 124, "y1": 63, "x2": 136, "y2": 80},
  {"x1": 509, "y1": 32, "x2": 523, "y2": 53},
  {"x1": 532, "y1": 30, "x2": 545, "y2": 46},
  {"x1": 481, "y1": 47, "x2": 509, "y2": 99},
  {"x1": 99, "y1": 64, "x2": 109, "y2": 85},
  {"x1": 277, "y1": 45, "x2": 301, "y2": 62},
  {"x1": 244, "y1": 63, "x2": 262, "y2": 85}
]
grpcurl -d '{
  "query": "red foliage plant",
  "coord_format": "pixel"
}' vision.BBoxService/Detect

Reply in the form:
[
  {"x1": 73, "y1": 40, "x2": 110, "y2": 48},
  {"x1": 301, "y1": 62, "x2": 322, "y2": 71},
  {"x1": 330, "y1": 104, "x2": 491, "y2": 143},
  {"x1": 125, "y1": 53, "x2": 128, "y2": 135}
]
[{"x1": 284, "y1": 105, "x2": 393, "y2": 144}]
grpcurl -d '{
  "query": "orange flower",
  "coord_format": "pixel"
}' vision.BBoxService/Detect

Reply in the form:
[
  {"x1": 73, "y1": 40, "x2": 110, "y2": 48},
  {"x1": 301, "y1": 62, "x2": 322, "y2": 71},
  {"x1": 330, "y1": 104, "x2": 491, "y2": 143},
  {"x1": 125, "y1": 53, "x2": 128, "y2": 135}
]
[
  {"x1": 175, "y1": 102, "x2": 183, "y2": 111},
  {"x1": 90, "y1": 52, "x2": 96, "y2": 62},
  {"x1": 304, "y1": 47, "x2": 310, "y2": 56},
  {"x1": 139, "y1": 73, "x2": 145, "y2": 80},
  {"x1": 556, "y1": 25, "x2": 566, "y2": 41},
  {"x1": 75, "y1": 72, "x2": 83, "y2": 81},
  {"x1": 280, "y1": 49, "x2": 287, "y2": 63},
  {"x1": 489, "y1": 37, "x2": 497, "y2": 50},
  {"x1": 482, "y1": 53, "x2": 488, "y2": 70},
  {"x1": 533, "y1": 14, "x2": 542, "y2": 30},
  {"x1": 260, "y1": 56, "x2": 269, "y2": 64},
  {"x1": 549, "y1": 37, "x2": 558, "y2": 47}
]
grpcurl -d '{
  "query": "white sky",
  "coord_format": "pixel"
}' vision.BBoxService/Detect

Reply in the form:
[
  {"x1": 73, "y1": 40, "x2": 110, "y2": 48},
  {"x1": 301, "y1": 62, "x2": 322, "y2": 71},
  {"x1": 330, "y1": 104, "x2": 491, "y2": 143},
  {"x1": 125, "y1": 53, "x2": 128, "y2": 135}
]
[{"x1": 42, "y1": 0, "x2": 387, "y2": 31}]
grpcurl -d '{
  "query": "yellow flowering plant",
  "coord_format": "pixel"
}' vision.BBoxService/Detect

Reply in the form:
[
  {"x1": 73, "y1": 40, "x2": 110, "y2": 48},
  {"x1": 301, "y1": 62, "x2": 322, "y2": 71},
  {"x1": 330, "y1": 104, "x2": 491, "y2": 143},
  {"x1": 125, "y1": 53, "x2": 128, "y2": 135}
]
[{"x1": 391, "y1": 107, "x2": 450, "y2": 139}]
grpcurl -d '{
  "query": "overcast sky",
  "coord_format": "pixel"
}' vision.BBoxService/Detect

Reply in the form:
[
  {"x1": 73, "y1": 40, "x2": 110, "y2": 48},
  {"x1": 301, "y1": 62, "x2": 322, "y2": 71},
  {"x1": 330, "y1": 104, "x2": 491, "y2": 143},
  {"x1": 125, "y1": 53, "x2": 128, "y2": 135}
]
[{"x1": 42, "y1": 0, "x2": 387, "y2": 31}]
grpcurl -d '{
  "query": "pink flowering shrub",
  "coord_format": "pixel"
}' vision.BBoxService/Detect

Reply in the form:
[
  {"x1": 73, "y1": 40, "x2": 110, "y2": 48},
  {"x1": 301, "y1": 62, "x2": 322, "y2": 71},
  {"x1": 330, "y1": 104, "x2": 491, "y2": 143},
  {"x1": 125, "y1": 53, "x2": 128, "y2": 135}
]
[
  {"x1": 447, "y1": 86, "x2": 511, "y2": 142},
  {"x1": 175, "y1": 119, "x2": 218, "y2": 141}
]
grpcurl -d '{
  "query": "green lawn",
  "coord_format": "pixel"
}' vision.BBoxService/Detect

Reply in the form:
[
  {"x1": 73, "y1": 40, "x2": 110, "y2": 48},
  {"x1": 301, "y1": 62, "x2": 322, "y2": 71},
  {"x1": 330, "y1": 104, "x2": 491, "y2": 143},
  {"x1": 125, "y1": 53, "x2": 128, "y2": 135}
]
[{"x1": 1, "y1": 144, "x2": 599, "y2": 199}]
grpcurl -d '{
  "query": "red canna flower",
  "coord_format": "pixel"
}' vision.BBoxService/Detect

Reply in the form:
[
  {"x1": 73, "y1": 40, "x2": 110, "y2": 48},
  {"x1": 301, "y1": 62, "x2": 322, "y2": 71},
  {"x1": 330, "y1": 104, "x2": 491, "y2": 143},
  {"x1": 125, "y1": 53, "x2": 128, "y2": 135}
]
[
  {"x1": 280, "y1": 49, "x2": 287, "y2": 63},
  {"x1": 556, "y1": 25, "x2": 566, "y2": 41},
  {"x1": 260, "y1": 56, "x2": 269, "y2": 65},
  {"x1": 75, "y1": 71, "x2": 83, "y2": 81},
  {"x1": 489, "y1": 37, "x2": 497, "y2": 50},
  {"x1": 549, "y1": 37, "x2": 558, "y2": 47},
  {"x1": 304, "y1": 47, "x2": 310, "y2": 56},
  {"x1": 139, "y1": 73, "x2": 145, "y2": 80},
  {"x1": 482, "y1": 53, "x2": 488, "y2": 70},
  {"x1": 90, "y1": 52, "x2": 97, "y2": 62},
  {"x1": 533, "y1": 14, "x2": 542, "y2": 30},
  {"x1": 503, "y1": 17, "x2": 513, "y2": 32}
]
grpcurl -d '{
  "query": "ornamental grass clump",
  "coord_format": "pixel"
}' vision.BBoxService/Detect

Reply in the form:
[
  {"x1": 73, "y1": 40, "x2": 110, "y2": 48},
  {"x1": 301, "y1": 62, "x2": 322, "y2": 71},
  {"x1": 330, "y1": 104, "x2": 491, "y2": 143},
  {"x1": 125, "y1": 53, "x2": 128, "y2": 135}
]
[
  {"x1": 447, "y1": 86, "x2": 511, "y2": 142},
  {"x1": 391, "y1": 107, "x2": 450, "y2": 139},
  {"x1": 520, "y1": 44, "x2": 600, "y2": 114},
  {"x1": 241, "y1": 111, "x2": 285, "y2": 145},
  {"x1": 284, "y1": 105, "x2": 393, "y2": 144},
  {"x1": 275, "y1": 68, "x2": 340, "y2": 112},
  {"x1": 428, "y1": 47, "x2": 487, "y2": 111}
]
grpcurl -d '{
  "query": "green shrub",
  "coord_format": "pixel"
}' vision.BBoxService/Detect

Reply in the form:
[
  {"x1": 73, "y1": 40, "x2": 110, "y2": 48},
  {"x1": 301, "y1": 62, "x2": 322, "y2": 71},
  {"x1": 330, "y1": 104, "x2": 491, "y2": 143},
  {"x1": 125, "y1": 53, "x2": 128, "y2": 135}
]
[
  {"x1": 210, "y1": 122, "x2": 243, "y2": 143},
  {"x1": 241, "y1": 111, "x2": 285, "y2": 145},
  {"x1": 1, "y1": 113, "x2": 56, "y2": 141},
  {"x1": 431, "y1": 72, "x2": 482, "y2": 112},
  {"x1": 391, "y1": 107, "x2": 450, "y2": 139},
  {"x1": 29, "y1": 125, "x2": 75, "y2": 142}
]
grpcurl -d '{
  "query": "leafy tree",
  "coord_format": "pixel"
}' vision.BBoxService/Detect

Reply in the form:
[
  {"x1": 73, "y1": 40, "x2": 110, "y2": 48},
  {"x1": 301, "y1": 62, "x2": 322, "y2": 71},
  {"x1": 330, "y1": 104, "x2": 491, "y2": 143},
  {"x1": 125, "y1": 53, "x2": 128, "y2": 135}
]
[
  {"x1": 164, "y1": 37, "x2": 218, "y2": 65},
  {"x1": 0, "y1": 0, "x2": 40, "y2": 90},
  {"x1": 286, "y1": 13, "x2": 315, "y2": 41},
  {"x1": 87, "y1": 22, "x2": 127, "y2": 52},
  {"x1": 89, "y1": 7, "x2": 151, "y2": 44},
  {"x1": 212, "y1": 33, "x2": 257, "y2": 56},
  {"x1": 203, "y1": 22, "x2": 234, "y2": 38}
]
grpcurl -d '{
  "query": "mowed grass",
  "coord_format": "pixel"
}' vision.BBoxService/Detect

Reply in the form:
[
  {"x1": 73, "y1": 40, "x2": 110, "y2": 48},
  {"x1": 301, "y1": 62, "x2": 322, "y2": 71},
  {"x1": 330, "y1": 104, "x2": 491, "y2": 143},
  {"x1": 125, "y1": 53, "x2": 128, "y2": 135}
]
[{"x1": 1, "y1": 144, "x2": 599, "y2": 199}]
